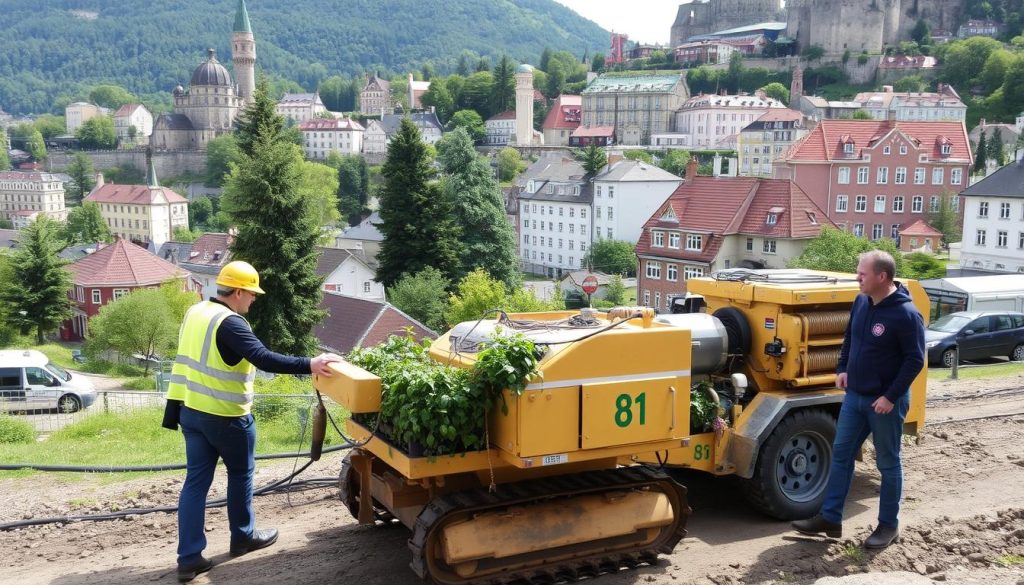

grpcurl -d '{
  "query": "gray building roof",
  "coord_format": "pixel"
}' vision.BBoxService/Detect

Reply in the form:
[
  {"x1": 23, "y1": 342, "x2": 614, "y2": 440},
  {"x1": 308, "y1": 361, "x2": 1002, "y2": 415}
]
[
  {"x1": 582, "y1": 74, "x2": 685, "y2": 95},
  {"x1": 380, "y1": 112, "x2": 444, "y2": 136},
  {"x1": 156, "y1": 113, "x2": 195, "y2": 131},
  {"x1": 157, "y1": 241, "x2": 195, "y2": 264},
  {"x1": 341, "y1": 211, "x2": 384, "y2": 242},
  {"x1": 595, "y1": 159, "x2": 682, "y2": 182},
  {"x1": 59, "y1": 242, "x2": 105, "y2": 261},
  {"x1": 960, "y1": 159, "x2": 1024, "y2": 199}
]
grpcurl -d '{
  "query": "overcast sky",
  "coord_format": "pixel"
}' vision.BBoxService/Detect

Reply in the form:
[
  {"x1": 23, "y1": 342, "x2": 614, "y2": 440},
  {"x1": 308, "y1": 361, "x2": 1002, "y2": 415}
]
[{"x1": 553, "y1": 0, "x2": 684, "y2": 45}]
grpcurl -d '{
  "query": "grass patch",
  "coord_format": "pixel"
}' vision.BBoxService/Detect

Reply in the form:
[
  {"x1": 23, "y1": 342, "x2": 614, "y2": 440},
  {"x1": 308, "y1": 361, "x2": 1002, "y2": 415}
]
[
  {"x1": 997, "y1": 554, "x2": 1024, "y2": 567},
  {"x1": 841, "y1": 543, "x2": 866, "y2": 564},
  {"x1": 0, "y1": 415, "x2": 35, "y2": 444},
  {"x1": 928, "y1": 361, "x2": 1024, "y2": 381},
  {"x1": 79, "y1": 360, "x2": 148, "y2": 377},
  {"x1": 625, "y1": 286, "x2": 637, "y2": 304},
  {"x1": 123, "y1": 376, "x2": 157, "y2": 391}
]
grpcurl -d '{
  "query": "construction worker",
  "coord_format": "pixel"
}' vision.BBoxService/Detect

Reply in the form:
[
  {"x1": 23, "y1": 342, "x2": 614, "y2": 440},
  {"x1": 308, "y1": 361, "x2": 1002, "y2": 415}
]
[{"x1": 164, "y1": 260, "x2": 342, "y2": 582}]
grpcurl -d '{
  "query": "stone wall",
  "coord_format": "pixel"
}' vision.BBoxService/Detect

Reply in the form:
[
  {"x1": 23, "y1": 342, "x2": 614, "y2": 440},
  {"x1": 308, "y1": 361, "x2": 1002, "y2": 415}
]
[{"x1": 46, "y1": 149, "x2": 207, "y2": 178}]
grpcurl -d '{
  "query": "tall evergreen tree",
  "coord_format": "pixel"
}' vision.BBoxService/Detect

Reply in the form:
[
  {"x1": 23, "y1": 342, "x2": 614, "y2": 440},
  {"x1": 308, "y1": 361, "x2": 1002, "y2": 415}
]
[
  {"x1": 66, "y1": 152, "x2": 96, "y2": 204},
  {"x1": 0, "y1": 216, "x2": 74, "y2": 344},
  {"x1": 222, "y1": 82, "x2": 326, "y2": 356},
  {"x1": 376, "y1": 118, "x2": 459, "y2": 288},
  {"x1": 577, "y1": 144, "x2": 608, "y2": 174},
  {"x1": 436, "y1": 128, "x2": 520, "y2": 289},
  {"x1": 540, "y1": 47, "x2": 553, "y2": 72},
  {"x1": 989, "y1": 127, "x2": 1006, "y2": 166},
  {"x1": 491, "y1": 55, "x2": 516, "y2": 114},
  {"x1": 0, "y1": 129, "x2": 11, "y2": 170},
  {"x1": 974, "y1": 130, "x2": 988, "y2": 174}
]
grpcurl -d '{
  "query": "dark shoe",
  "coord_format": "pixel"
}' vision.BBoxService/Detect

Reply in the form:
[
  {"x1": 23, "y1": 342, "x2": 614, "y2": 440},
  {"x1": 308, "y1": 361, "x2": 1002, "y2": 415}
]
[
  {"x1": 864, "y1": 523, "x2": 899, "y2": 549},
  {"x1": 177, "y1": 557, "x2": 213, "y2": 582},
  {"x1": 230, "y1": 527, "x2": 279, "y2": 557},
  {"x1": 792, "y1": 514, "x2": 843, "y2": 538}
]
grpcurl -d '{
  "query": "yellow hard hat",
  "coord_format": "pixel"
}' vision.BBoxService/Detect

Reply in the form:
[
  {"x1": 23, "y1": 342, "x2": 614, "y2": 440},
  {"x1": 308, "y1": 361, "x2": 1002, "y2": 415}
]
[{"x1": 216, "y1": 261, "x2": 265, "y2": 294}]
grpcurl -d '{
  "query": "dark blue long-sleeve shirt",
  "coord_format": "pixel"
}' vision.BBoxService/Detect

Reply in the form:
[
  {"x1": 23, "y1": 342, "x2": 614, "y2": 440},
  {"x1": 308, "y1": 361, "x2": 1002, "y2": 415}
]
[
  {"x1": 836, "y1": 283, "x2": 925, "y2": 403},
  {"x1": 210, "y1": 299, "x2": 311, "y2": 375}
]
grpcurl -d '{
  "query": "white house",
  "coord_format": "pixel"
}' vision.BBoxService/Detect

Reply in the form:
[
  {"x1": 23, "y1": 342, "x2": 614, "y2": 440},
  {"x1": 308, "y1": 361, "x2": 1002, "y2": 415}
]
[
  {"x1": 298, "y1": 117, "x2": 364, "y2": 161},
  {"x1": 361, "y1": 120, "x2": 388, "y2": 158},
  {"x1": 517, "y1": 155, "x2": 592, "y2": 278},
  {"x1": 958, "y1": 158, "x2": 1024, "y2": 275},
  {"x1": 665, "y1": 92, "x2": 786, "y2": 149},
  {"x1": 112, "y1": 104, "x2": 153, "y2": 144},
  {"x1": 592, "y1": 158, "x2": 683, "y2": 245},
  {"x1": 316, "y1": 247, "x2": 384, "y2": 300},
  {"x1": 276, "y1": 93, "x2": 328, "y2": 124},
  {"x1": 380, "y1": 112, "x2": 444, "y2": 145},
  {"x1": 485, "y1": 111, "x2": 516, "y2": 146}
]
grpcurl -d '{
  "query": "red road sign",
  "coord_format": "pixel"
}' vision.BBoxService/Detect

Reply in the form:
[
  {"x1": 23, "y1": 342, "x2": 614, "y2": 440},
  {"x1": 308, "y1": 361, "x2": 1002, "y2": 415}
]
[{"x1": 581, "y1": 275, "x2": 599, "y2": 295}]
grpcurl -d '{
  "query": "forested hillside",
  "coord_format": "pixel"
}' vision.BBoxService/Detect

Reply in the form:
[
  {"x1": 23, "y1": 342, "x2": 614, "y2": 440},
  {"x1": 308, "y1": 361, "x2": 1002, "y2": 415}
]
[{"x1": 0, "y1": 0, "x2": 607, "y2": 114}]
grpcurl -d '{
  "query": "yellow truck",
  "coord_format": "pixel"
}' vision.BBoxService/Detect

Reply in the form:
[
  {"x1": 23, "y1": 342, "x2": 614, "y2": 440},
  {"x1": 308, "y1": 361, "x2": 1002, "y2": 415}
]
[{"x1": 313, "y1": 269, "x2": 929, "y2": 584}]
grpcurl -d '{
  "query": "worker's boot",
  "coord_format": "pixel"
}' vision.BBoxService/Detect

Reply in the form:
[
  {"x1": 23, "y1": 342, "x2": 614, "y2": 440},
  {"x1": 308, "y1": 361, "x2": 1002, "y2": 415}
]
[
  {"x1": 864, "y1": 523, "x2": 899, "y2": 549},
  {"x1": 230, "y1": 527, "x2": 279, "y2": 556},
  {"x1": 791, "y1": 514, "x2": 842, "y2": 538},
  {"x1": 177, "y1": 556, "x2": 213, "y2": 582}
]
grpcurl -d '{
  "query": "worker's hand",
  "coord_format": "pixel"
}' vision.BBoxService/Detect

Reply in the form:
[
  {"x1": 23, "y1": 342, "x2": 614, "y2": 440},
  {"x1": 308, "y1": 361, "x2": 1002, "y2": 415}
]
[
  {"x1": 835, "y1": 372, "x2": 848, "y2": 389},
  {"x1": 311, "y1": 353, "x2": 344, "y2": 377},
  {"x1": 872, "y1": 396, "x2": 894, "y2": 415}
]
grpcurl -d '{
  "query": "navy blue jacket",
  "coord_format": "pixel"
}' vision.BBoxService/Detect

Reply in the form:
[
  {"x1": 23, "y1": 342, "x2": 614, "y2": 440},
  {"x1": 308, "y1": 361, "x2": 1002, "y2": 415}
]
[
  {"x1": 837, "y1": 283, "x2": 925, "y2": 403},
  {"x1": 211, "y1": 299, "x2": 311, "y2": 375}
]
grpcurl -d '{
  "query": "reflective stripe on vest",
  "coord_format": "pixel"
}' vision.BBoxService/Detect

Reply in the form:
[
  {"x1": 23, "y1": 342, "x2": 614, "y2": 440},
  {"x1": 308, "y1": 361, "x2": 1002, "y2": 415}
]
[{"x1": 166, "y1": 301, "x2": 256, "y2": 416}]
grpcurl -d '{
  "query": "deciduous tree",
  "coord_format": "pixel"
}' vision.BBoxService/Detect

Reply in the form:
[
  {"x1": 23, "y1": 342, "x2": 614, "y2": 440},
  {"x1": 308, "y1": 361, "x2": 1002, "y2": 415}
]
[
  {"x1": 66, "y1": 152, "x2": 95, "y2": 205},
  {"x1": 76, "y1": 116, "x2": 117, "y2": 149},
  {"x1": 786, "y1": 226, "x2": 904, "y2": 275},
  {"x1": 584, "y1": 240, "x2": 637, "y2": 276},
  {"x1": 86, "y1": 286, "x2": 179, "y2": 374},
  {"x1": 387, "y1": 267, "x2": 450, "y2": 332},
  {"x1": 0, "y1": 216, "x2": 74, "y2": 344},
  {"x1": 205, "y1": 134, "x2": 241, "y2": 187},
  {"x1": 447, "y1": 109, "x2": 486, "y2": 143},
  {"x1": 63, "y1": 203, "x2": 111, "y2": 245}
]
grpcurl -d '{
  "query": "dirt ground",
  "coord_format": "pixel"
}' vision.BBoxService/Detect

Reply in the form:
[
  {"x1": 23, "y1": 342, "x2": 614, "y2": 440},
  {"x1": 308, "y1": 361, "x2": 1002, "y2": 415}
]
[{"x1": 2, "y1": 372, "x2": 1023, "y2": 585}]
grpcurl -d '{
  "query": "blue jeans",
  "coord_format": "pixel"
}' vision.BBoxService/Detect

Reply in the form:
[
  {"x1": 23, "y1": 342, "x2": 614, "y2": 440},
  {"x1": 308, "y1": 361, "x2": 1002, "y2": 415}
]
[
  {"x1": 177, "y1": 406, "x2": 256, "y2": 565},
  {"x1": 820, "y1": 391, "x2": 909, "y2": 528}
]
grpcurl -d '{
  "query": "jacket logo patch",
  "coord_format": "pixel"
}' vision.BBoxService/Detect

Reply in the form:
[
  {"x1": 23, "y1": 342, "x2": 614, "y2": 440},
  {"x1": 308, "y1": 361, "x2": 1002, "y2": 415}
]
[{"x1": 872, "y1": 323, "x2": 885, "y2": 337}]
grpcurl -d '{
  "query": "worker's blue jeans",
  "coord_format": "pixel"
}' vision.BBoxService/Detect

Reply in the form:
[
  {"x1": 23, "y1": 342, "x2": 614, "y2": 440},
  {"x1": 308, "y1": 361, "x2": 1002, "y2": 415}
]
[
  {"x1": 819, "y1": 391, "x2": 909, "y2": 529},
  {"x1": 177, "y1": 406, "x2": 256, "y2": 565}
]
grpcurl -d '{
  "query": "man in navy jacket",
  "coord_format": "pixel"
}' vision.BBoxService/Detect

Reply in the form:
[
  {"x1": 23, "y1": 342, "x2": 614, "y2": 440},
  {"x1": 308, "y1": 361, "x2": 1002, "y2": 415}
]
[{"x1": 792, "y1": 250, "x2": 925, "y2": 549}]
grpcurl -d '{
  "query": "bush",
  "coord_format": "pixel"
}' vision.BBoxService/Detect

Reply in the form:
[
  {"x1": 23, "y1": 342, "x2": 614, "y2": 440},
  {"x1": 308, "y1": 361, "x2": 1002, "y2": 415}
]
[{"x1": 0, "y1": 415, "x2": 35, "y2": 444}]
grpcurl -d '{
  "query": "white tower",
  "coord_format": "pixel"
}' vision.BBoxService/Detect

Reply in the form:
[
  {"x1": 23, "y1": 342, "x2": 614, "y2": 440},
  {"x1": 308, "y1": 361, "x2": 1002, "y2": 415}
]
[
  {"x1": 232, "y1": 0, "x2": 256, "y2": 102},
  {"x1": 514, "y1": 64, "x2": 536, "y2": 146}
]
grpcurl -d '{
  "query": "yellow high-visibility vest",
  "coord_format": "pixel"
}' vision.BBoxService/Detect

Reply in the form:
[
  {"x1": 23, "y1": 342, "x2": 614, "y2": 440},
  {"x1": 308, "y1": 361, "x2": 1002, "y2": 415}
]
[{"x1": 166, "y1": 300, "x2": 256, "y2": 417}]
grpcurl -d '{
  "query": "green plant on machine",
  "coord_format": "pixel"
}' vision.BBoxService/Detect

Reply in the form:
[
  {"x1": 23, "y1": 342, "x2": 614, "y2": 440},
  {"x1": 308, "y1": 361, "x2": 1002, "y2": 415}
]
[
  {"x1": 689, "y1": 381, "x2": 719, "y2": 433},
  {"x1": 348, "y1": 331, "x2": 540, "y2": 456}
]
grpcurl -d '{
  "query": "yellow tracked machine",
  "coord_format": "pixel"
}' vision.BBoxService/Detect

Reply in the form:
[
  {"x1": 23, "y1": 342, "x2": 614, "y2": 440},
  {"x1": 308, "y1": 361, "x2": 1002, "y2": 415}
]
[{"x1": 312, "y1": 269, "x2": 928, "y2": 584}]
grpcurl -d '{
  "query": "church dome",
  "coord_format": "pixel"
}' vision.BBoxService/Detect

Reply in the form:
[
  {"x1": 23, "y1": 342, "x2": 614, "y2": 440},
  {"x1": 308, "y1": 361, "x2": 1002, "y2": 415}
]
[
  {"x1": 190, "y1": 48, "x2": 232, "y2": 87},
  {"x1": 516, "y1": 64, "x2": 535, "y2": 74}
]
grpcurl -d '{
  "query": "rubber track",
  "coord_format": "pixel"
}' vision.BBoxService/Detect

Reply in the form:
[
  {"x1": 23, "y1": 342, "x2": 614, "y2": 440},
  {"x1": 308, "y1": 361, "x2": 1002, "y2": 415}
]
[{"x1": 408, "y1": 466, "x2": 689, "y2": 585}]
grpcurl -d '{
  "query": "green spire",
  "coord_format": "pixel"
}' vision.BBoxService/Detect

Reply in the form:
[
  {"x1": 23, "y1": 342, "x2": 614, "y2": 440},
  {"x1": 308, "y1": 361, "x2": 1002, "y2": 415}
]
[
  {"x1": 146, "y1": 148, "x2": 159, "y2": 188},
  {"x1": 233, "y1": 0, "x2": 252, "y2": 33}
]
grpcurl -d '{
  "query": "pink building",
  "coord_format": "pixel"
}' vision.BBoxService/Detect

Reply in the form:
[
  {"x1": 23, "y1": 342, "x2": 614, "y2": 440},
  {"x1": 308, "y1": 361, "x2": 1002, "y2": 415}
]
[{"x1": 780, "y1": 120, "x2": 971, "y2": 243}]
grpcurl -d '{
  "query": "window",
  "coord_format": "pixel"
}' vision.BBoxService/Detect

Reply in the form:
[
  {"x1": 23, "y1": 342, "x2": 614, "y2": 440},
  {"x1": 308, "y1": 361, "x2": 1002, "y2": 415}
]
[
  {"x1": 857, "y1": 167, "x2": 869, "y2": 184},
  {"x1": 914, "y1": 168, "x2": 925, "y2": 185},
  {"x1": 929, "y1": 196, "x2": 939, "y2": 213},
  {"x1": 998, "y1": 231, "x2": 1008, "y2": 247},
  {"x1": 646, "y1": 261, "x2": 662, "y2": 279},
  {"x1": 853, "y1": 223, "x2": 865, "y2": 237},
  {"x1": 855, "y1": 195, "x2": 867, "y2": 212},
  {"x1": 1019, "y1": 232, "x2": 1024, "y2": 249},
  {"x1": 895, "y1": 167, "x2": 907, "y2": 184},
  {"x1": 580, "y1": 208, "x2": 587, "y2": 219},
  {"x1": 766, "y1": 213, "x2": 778, "y2": 225},
  {"x1": 979, "y1": 202, "x2": 989, "y2": 218},
  {"x1": 951, "y1": 168, "x2": 963, "y2": 185},
  {"x1": 684, "y1": 266, "x2": 704, "y2": 280},
  {"x1": 874, "y1": 195, "x2": 886, "y2": 213},
  {"x1": 363, "y1": 282, "x2": 371, "y2": 293},
  {"x1": 91, "y1": 289, "x2": 100, "y2": 304},
  {"x1": 569, "y1": 224, "x2": 575, "y2": 234},
  {"x1": 892, "y1": 196, "x2": 904, "y2": 213},
  {"x1": 1000, "y1": 202, "x2": 1011, "y2": 219},
  {"x1": 745, "y1": 237, "x2": 754, "y2": 252},
  {"x1": 668, "y1": 233, "x2": 680, "y2": 249},
  {"x1": 686, "y1": 234, "x2": 702, "y2": 250},
  {"x1": 596, "y1": 206, "x2": 602, "y2": 219},
  {"x1": 558, "y1": 222, "x2": 563, "y2": 232},
  {"x1": 653, "y1": 231, "x2": 664, "y2": 247},
  {"x1": 558, "y1": 239, "x2": 563, "y2": 249},
  {"x1": 900, "y1": 144, "x2": 908, "y2": 155},
  {"x1": 558, "y1": 207, "x2": 563, "y2": 216},
  {"x1": 912, "y1": 196, "x2": 923, "y2": 213},
  {"x1": 932, "y1": 168, "x2": 944, "y2": 185},
  {"x1": 654, "y1": 292, "x2": 661, "y2": 310},
  {"x1": 643, "y1": 290, "x2": 650, "y2": 306},
  {"x1": 876, "y1": 167, "x2": 888, "y2": 184},
  {"x1": 941, "y1": 144, "x2": 952, "y2": 155},
  {"x1": 608, "y1": 186, "x2": 614, "y2": 199},
  {"x1": 951, "y1": 195, "x2": 960, "y2": 212},
  {"x1": 883, "y1": 145, "x2": 891, "y2": 155},
  {"x1": 113, "y1": 288, "x2": 129, "y2": 300},
  {"x1": 762, "y1": 239, "x2": 777, "y2": 254},
  {"x1": 836, "y1": 195, "x2": 848, "y2": 213},
  {"x1": 891, "y1": 224, "x2": 901, "y2": 239},
  {"x1": 843, "y1": 142, "x2": 855, "y2": 154},
  {"x1": 976, "y1": 229, "x2": 987, "y2": 246},
  {"x1": 607, "y1": 207, "x2": 614, "y2": 220},
  {"x1": 838, "y1": 167, "x2": 850, "y2": 184},
  {"x1": 667, "y1": 264, "x2": 678, "y2": 281},
  {"x1": 872, "y1": 224, "x2": 883, "y2": 240},
  {"x1": 569, "y1": 208, "x2": 575, "y2": 218},
  {"x1": 26, "y1": 367, "x2": 56, "y2": 387}
]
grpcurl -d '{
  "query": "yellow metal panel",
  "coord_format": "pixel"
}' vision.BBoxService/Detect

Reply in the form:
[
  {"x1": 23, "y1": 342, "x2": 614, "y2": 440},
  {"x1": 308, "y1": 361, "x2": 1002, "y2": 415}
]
[
  {"x1": 491, "y1": 389, "x2": 520, "y2": 455},
  {"x1": 313, "y1": 360, "x2": 381, "y2": 413},
  {"x1": 518, "y1": 387, "x2": 579, "y2": 457},
  {"x1": 636, "y1": 433, "x2": 718, "y2": 471},
  {"x1": 581, "y1": 378, "x2": 684, "y2": 449}
]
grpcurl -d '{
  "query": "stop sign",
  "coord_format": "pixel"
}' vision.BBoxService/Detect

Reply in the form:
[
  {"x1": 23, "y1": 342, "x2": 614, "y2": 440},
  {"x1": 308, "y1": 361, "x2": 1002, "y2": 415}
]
[{"x1": 581, "y1": 275, "x2": 599, "y2": 295}]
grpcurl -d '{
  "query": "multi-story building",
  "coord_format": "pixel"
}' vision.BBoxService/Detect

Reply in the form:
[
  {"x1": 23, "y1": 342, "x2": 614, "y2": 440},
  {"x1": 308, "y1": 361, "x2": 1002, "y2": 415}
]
[
  {"x1": 112, "y1": 104, "x2": 153, "y2": 145},
  {"x1": 516, "y1": 156, "x2": 593, "y2": 277},
  {"x1": 276, "y1": 93, "x2": 327, "y2": 123},
  {"x1": 65, "y1": 102, "x2": 105, "y2": 134},
  {"x1": 361, "y1": 120, "x2": 388, "y2": 160},
  {"x1": 958, "y1": 19, "x2": 1002, "y2": 38},
  {"x1": 855, "y1": 84, "x2": 966, "y2": 123},
  {"x1": 0, "y1": 171, "x2": 68, "y2": 226},
  {"x1": 958, "y1": 159, "x2": 1024, "y2": 274},
  {"x1": 797, "y1": 96, "x2": 863, "y2": 121},
  {"x1": 380, "y1": 112, "x2": 444, "y2": 145},
  {"x1": 780, "y1": 119, "x2": 971, "y2": 244},
  {"x1": 592, "y1": 159, "x2": 683, "y2": 246},
  {"x1": 84, "y1": 160, "x2": 189, "y2": 249},
  {"x1": 485, "y1": 111, "x2": 516, "y2": 146},
  {"x1": 407, "y1": 74, "x2": 431, "y2": 110},
  {"x1": 298, "y1": 117, "x2": 364, "y2": 160},
  {"x1": 738, "y1": 109, "x2": 809, "y2": 177},
  {"x1": 636, "y1": 162, "x2": 834, "y2": 312},
  {"x1": 580, "y1": 73, "x2": 690, "y2": 145},
  {"x1": 541, "y1": 95, "x2": 582, "y2": 147},
  {"x1": 360, "y1": 75, "x2": 392, "y2": 115},
  {"x1": 673, "y1": 40, "x2": 737, "y2": 66},
  {"x1": 660, "y1": 92, "x2": 785, "y2": 150}
]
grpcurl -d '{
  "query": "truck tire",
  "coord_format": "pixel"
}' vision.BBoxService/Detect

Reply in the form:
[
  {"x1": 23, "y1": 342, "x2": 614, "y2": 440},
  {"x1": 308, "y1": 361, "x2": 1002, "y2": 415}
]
[{"x1": 741, "y1": 408, "x2": 835, "y2": 520}]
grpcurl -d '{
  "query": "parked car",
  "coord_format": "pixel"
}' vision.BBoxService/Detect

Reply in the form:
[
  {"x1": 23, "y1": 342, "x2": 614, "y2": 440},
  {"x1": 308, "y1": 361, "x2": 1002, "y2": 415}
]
[
  {"x1": 925, "y1": 311, "x2": 1024, "y2": 367},
  {"x1": 0, "y1": 349, "x2": 97, "y2": 413}
]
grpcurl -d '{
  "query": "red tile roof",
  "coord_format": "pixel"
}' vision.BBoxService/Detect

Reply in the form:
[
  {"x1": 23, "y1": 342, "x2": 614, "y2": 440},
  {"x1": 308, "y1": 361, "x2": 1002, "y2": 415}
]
[
  {"x1": 753, "y1": 108, "x2": 804, "y2": 123},
  {"x1": 184, "y1": 232, "x2": 232, "y2": 268},
  {"x1": 67, "y1": 238, "x2": 188, "y2": 287},
  {"x1": 85, "y1": 183, "x2": 187, "y2": 205},
  {"x1": 572, "y1": 126, "x2": 615, "y2": 137},
  {"x1": 785, "y1": 120, "x2": 971, "y2": 163},
  {"x1": 899, "y1": 219, "x2": 943, "y2": 237},
  {"x1": 314, "y1": 292, "x2": 435, "y2": 354},
  {"x1": 113, "y1": 103, "x2": 144, "y2": 118},
  {"x1": 636, "y1": 177, "x2": 834, "y2": 263},
  {"x1": 542, "y1": 95, "x2": 583, "y2": 130},
  {"x1": 487, "y1": 110, "x2": 517, "y2": 121},
  {"x1": 298, "y1": 118, "x2": 364, "y2": 131}
]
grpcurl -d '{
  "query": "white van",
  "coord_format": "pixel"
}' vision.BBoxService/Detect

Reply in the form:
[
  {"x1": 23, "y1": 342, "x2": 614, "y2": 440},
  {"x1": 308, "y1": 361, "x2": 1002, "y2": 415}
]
[{"x1": 0, "y1": 350, "x2": 97, "y2": 413}]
